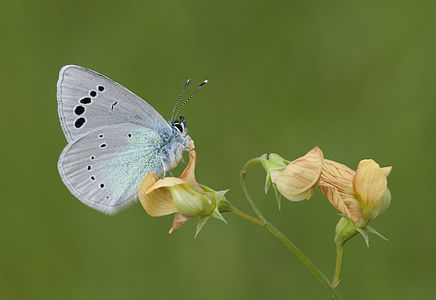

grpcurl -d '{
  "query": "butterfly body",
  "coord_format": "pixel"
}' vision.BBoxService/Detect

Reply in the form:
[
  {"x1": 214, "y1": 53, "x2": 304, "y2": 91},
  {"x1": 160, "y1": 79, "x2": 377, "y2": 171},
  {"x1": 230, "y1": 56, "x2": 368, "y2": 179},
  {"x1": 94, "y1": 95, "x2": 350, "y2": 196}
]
[{"x1": 57, "y1": 65, "x2": 191, "y2": 214}]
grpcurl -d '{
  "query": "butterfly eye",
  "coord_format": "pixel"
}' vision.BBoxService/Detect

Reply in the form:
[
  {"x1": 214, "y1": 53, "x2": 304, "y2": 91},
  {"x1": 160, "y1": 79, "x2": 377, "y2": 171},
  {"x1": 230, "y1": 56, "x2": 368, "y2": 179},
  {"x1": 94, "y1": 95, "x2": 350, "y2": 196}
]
[{"x1": 174, "y1": 123, "x2": 183, "y2": 133}]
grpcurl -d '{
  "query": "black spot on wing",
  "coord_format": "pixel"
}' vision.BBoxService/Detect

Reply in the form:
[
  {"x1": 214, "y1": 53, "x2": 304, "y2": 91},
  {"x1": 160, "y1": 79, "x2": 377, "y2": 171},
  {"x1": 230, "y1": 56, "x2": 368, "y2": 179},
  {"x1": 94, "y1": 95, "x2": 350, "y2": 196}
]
[
  {"x1": 80, "y1": 97, "x2": 91, "y2": 104},
  {"x1": 74, "y1": 106, "x2": 85, "y2": 115},
  {"x1": 74, "y1": 117, "x2": 86, "y2": 128}
]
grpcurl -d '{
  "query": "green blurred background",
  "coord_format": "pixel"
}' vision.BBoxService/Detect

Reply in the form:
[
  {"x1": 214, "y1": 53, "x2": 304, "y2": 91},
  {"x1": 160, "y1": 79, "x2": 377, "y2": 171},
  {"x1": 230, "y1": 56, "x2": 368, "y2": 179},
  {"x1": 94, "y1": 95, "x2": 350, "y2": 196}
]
[{"x1": 1, "y1": 0, "x2": 435, "y2": 299}]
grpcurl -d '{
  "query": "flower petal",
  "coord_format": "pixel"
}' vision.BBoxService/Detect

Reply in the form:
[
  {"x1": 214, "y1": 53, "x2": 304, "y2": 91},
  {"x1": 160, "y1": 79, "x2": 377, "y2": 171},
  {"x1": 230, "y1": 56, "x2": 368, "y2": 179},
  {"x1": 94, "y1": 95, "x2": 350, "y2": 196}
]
[
  {"x1": 169, "y1": 213, "x2": 191, "y2": 234},
  {"x1": 353, "y1": 159, "x2": 387, "y2": 205},
  {"x1": 148, "y1": 177, "x2": 186, "y2": 191},
  {"x1": 381, "y1": 166, "x2": 392, "y2": 177},
  {"x1": 319, "y1": 184, "x2": 363, "y2": 222},
  {"x1": 274, "y1": 146, "x2": 323, "y2": 199},
  {"x1": 179, "y1": 140, "x2": 200, "y2": 188},
  {"x1": 319, "y1": 159, "x2": 355, "y2": 191},
  {"x1": 138, "y1": 173, "x2": 177, "y2": 217},
  {"x1": 319, "y1": 159, "x2": 364, "y2": 222}
]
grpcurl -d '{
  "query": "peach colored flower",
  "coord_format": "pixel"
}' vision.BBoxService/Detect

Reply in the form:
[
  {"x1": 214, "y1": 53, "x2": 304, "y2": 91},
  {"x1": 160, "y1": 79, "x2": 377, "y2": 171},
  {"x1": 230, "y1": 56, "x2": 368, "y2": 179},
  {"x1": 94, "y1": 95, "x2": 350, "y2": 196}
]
[
  {"x1": 272, "y1": 147, "x2": 324, "y2": 201},
  {"x1": 260, "y1": 147, "x2": 391, "y2": 227},
  {"x1": 319, "y1": 159, "x2": 392, "y2": 226},
  {"x1": 261, "y1": 147, "x2": 324, "y2": 204},
  {"x1": 138, "y1": 141, "x2": 227, "y2": 235}
]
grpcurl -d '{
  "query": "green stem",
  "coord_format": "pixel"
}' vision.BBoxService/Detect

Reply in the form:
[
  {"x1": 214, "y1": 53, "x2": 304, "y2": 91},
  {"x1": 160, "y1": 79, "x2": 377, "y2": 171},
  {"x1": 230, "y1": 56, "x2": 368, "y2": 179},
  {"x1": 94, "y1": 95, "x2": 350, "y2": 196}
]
[
  {"x1": 240, "y1": 158, "x2": 341, "y2": 300},
  {"x1": 225, "y1": 206, "x2": 265, "y2": 226},
  {"x1": 332, "y1": 245, "x2": 344, "y2": 288},
  {"x1": 240, "y1": 157, "x2": 267, "y2": 222}
]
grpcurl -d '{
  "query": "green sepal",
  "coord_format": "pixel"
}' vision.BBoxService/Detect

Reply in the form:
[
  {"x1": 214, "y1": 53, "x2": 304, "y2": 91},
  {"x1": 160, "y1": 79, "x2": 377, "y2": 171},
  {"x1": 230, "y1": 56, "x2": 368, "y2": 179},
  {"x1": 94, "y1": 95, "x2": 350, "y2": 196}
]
[
  {"x1": 259, "y1": 153, "x2": 288, "y2": 173},
  {"x1": 214, "y1": 190, "x2": 230, "y2": 221},
  {"x1": 265, "y1": 173, "x2": 272, "y2": 194},
  {"x1": 194, "y1": 187, "x2": 230, "y2": 238},
  {"x1": 356, "y1": 227, "x2": 370, "y2": 247},
  {"x1": 215, "y1": 189, "x2": 229, "y2": 201},
  {"x1": 366, "y1": 226, "x2": 389, "y2": 241},
  {"x1": 273, "y1": 184, "x2": 282, "y2": 210},
  {"x1": 211, "y1": 208, "x2": 227, "y2": 224},
  {"x1": 218, "y1": 198, "x2": 232, "y2": 213},
  {"x1": 195, "y1": 216, "x2": 210, "y2": 238}
]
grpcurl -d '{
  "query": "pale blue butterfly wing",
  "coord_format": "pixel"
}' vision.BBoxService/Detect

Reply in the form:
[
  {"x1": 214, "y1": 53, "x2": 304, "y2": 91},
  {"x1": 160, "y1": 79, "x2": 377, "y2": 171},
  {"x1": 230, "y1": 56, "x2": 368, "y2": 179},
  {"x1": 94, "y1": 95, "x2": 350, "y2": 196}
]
[
  {"x1": 57, "y1": 65, "x2": 190, "y2": 214},
  {"x1": 58, "y1": 123, "x2": 169, "y2": 214},
  {"x1": 57, "y1": 65, "x2": 170, "y2": 142}
]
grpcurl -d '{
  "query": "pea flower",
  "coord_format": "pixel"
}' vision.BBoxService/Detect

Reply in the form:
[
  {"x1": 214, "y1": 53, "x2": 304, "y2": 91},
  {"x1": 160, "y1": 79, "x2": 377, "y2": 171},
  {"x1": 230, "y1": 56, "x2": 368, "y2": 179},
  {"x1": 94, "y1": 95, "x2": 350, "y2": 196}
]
[
  {"x1": 319, "y1": 159, "x2": 392, "y2": 227},
  {"x1": 138, "y1": 141, "x2": 228, "y2": 236},
  {"x1": 319, "y1": 158, "x2": 392, "y2": 246},
  {"x1": 260, "y1": 147, "x2": 324, "y2": 207},
  {"x1": 260, "y1": 147, "x2": 392, "y2": 245}
]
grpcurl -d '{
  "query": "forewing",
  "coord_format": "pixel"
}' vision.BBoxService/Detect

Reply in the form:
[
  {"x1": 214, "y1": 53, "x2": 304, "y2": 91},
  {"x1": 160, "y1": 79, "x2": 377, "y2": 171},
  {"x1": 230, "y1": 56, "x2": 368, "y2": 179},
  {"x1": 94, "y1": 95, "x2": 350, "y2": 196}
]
[
  {"x1": 58, "y1": 123, "x2": 165, "y2": 214},
  {"x1": 57, "y1": 65, "x2": 169, "y2": 142}
]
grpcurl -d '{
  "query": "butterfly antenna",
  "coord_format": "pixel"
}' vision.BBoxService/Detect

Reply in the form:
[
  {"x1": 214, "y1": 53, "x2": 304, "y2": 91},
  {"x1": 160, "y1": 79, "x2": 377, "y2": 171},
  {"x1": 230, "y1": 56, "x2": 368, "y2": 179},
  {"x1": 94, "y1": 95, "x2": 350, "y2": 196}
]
[
  {"x1": 174, "y1": 80, "x2": 208, "y2": 120},
  {"x1": 171, "y1": 79, "x2": 191, "y2": 123}
]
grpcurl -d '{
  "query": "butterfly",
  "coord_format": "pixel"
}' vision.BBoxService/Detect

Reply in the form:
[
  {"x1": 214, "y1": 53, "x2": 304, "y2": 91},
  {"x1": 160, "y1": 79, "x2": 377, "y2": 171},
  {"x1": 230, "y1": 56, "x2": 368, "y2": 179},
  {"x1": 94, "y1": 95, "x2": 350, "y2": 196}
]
[{"x1": 57, "y1": 65, "x2": 207, "y2": 214}]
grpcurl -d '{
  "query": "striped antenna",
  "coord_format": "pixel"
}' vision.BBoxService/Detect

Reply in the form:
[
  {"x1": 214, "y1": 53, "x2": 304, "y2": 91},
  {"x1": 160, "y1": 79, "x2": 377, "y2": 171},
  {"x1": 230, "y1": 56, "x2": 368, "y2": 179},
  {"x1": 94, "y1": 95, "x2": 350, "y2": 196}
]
[
  {"x1": 174, "y1": 80, "x2": 208, "y2": 120},
  {"x1": 171, "y1": 79, "x2": 191, "y2": 123}
]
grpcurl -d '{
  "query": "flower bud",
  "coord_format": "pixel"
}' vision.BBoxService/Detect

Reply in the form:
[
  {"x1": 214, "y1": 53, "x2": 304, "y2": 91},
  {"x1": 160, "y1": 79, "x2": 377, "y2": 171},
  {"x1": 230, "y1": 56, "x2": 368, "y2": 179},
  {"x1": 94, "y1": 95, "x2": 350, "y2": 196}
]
[{"x1": 334, "y1": 216, "x2": 358, "y2": 247}]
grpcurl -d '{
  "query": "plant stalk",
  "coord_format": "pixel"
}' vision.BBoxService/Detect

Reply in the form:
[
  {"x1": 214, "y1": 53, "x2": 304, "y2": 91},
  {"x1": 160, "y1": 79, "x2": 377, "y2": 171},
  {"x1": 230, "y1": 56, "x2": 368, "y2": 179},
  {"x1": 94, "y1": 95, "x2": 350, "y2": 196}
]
[
  {"x1": 239, "y1": 158, "x2": 341, "y2": 299},
  {"x1": 332, "y1": 245, "x2": 344, "y2": 288}
]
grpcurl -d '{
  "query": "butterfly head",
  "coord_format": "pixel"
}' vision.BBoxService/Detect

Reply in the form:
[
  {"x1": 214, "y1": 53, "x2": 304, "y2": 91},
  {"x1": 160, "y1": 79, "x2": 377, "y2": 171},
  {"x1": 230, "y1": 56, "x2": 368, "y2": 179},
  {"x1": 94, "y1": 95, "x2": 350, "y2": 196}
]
[
  {"x1": 171, "y1": 115, "x2": 187, "y2": 134},
  {"x1": 164, "y1": 115, "x2": 191, "y2": 171}
]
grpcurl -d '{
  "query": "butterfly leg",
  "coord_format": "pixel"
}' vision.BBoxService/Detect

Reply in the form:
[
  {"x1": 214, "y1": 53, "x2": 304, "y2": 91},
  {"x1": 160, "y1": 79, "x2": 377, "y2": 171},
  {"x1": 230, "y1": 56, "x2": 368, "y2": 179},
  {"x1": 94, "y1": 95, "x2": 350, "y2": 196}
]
[
  {"x1": 161, "y1": 158, "x2": 167, "y2": 177},
  {"x1": 184, "y1": 146, "x2": 196, "y2": 152}
]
